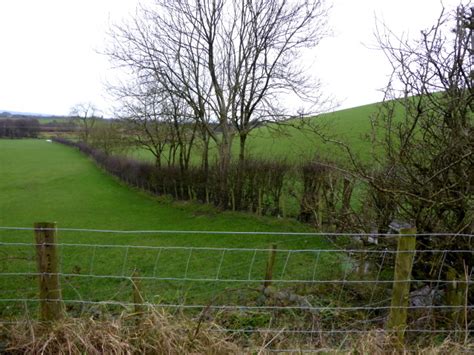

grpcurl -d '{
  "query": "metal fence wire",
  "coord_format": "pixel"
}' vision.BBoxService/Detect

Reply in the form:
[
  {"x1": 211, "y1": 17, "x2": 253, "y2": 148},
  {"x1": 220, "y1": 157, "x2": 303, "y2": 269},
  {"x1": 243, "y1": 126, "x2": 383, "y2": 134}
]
[{"x1": 0, "y1": 226, "x2": 472, "y2": 349}]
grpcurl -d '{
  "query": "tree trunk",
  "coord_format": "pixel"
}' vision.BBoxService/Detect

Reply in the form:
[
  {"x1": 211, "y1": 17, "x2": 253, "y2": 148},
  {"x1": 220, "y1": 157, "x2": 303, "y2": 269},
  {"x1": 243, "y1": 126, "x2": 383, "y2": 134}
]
[
  {"x1": 235, "y1": 134, "x2": 247, "y2": 210},
  {"x1": 217, "y1": 131, "x2": 232, "y2": 209}
]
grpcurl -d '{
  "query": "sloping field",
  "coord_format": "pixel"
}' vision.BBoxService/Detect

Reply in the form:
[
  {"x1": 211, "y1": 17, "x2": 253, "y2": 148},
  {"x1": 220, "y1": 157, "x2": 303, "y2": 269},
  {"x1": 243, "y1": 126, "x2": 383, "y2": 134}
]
[
  {"x1": 0, "y1": 140, "x2": 308, "y2": 233},
  {"x1": 0, "y1": 139, "x2": 344, "y2": 314},
  {"x1": 245, "y1": 102, "x2": 380, "y2": 163}
]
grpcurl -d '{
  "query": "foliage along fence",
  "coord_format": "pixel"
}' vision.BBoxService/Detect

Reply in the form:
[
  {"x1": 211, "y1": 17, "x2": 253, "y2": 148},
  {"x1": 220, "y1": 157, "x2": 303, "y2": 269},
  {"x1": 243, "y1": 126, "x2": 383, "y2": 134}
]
[
  {"x1": 52, "y1": 137, "x2": 356, "y2": 228},
  {"x1": 0, "y1": 225, "x2": 472, "y2": 352}
]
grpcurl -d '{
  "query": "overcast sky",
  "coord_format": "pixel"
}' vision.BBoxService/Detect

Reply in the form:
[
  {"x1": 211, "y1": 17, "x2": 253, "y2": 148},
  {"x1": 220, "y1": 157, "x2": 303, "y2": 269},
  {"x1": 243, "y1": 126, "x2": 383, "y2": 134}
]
[{"x1": 0, "y1": 0, "x2": 464, "y2": 116}]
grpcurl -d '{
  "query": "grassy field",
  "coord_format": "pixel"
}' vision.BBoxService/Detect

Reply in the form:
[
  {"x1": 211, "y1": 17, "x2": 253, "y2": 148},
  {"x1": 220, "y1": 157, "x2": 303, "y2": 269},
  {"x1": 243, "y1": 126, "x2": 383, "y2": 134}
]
[
  {"x1": 2, "y1": 111, "x2": 461, "y2": 352},
  {"x1": 37, "y1": 117, "x2": 72, "y2": 124},
  {"x1": 245, "y1": 102, "x2": 381, "y2": 163},
  {"x1": 0, "y1": 139, "x2": 349, "y2": 317}
]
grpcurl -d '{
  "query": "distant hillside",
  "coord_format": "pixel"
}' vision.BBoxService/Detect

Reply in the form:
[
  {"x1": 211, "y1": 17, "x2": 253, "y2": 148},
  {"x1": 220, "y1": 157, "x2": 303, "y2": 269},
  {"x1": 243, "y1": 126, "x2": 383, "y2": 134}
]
[
  {"x1": 0, "y1": 110, "x2": 49, "y2": 117},
  {"x1": 244, "y1": 102, "x2": 382, "y2": 163},
  {"x1": 0, "y1": 110, "x2": 70, "y2": 122}
]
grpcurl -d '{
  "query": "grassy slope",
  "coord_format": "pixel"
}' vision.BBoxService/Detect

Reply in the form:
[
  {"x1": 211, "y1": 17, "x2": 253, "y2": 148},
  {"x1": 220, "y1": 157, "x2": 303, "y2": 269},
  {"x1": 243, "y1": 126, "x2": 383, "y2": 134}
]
[
  {"x1": 0, "y1": 140, "x2": 315, "y2": 234},
  {"x1": 245, "y1": 102, "x2": 380, "y2": 163},
  {"x1": 0, "y1": 140, "x2": 346, "y2": 313}
]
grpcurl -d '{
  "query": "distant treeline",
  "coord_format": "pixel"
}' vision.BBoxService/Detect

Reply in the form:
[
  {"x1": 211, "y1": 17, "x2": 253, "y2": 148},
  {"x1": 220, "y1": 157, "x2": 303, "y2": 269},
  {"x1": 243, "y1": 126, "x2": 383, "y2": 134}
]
[
  {"x1": 40, "y1": 120, "x2": 77, "y2": 133},
  {"x1": 0, "y1": 118, "x2": 40, "y2": 138}
]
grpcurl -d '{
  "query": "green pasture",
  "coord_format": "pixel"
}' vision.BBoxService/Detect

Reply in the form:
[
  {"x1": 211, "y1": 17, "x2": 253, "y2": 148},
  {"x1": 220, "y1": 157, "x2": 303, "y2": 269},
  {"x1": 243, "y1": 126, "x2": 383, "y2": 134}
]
[
  {"x1": 246, "y1": 102, "x2": 381, "y2": 163},
  {"x1": 0, "y1": 139, "x2": 351, "y2": 317},
  {"x1": 37, "y1": 117, "x2": 72, "y2": 124}
]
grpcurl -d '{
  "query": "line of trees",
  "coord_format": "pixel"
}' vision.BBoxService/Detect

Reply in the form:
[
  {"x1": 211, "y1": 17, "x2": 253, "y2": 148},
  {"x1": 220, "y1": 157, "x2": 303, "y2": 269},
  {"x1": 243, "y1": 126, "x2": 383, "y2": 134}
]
[{"x1": 0, "y1": 118, "x2": 40, "y2": 138}]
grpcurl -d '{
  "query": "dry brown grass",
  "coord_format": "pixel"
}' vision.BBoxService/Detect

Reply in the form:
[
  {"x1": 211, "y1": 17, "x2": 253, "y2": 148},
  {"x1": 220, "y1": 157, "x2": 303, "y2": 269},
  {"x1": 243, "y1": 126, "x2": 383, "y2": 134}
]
[
  {"x1": 1, "y1": 312, "x2": 472, "y2": 354},
  {"x1": 1, "y1": 307, "x2": 239, "y2": 355},
  {"x1": 347, "y1": 330, "x2": 474, "y2": 355}
]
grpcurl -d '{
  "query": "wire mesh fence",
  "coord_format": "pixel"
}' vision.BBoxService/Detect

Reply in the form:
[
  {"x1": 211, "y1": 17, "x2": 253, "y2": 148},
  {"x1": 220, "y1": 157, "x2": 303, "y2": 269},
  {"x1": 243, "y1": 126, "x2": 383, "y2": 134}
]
[{"x1": 0, "y1": 226, "x2": 472, "y2": 350}]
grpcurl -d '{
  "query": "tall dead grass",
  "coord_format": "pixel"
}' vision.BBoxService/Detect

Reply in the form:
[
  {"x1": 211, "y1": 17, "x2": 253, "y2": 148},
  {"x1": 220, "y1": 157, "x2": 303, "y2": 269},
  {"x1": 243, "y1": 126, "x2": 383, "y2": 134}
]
[
  {"x1": 348, "y1": 330, "x2": 473, "y2": 355},
  {"x1": 1, "y1": 307, "x2": 239, "y2": 354},
  {"x1": 1, "y1": 312, "x2": 472, "y2": 354}
]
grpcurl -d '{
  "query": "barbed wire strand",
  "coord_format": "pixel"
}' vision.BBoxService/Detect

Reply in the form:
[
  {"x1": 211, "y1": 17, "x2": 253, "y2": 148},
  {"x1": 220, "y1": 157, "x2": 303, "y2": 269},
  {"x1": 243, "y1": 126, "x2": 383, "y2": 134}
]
[
  {"x1": 1, "y1": 226, "x2": 473, "y2": 237},
  {"x1": 248, "y1": 249, "x2": 258, "y2": 280},
  {"x1": 1, "y1": 241, "x2": 472, "y2": 254},
  {"x1": 152, "y1": 248, "x2": 162, "y2": 278},
  {"x1": 280, "y1": 250, "x2": 292, "y2": 279},
  {"x1": 121, "y1": 246, "x2": 129, "y2": 277},
  {"x1": 184, "y1": 248, "x2": 193, "y2": 279},
  {"x1": 0, "y1": 298, "x2": 472, "y2": 311},
  {"x1": 1, "y1": 271, "x2": 472, "y2": 285},
  {"x1": 369, "y1": 250, "x2": 388, "y2": 306}
]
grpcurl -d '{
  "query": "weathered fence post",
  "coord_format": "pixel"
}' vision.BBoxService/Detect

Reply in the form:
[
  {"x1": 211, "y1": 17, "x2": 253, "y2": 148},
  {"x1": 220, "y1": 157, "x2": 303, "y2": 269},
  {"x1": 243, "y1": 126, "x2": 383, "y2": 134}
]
[
  {"x1": 387, "y1": 225, "x2": 417, "y2": 344},
  {"x1": 263, "y1": 244, "x2": 277, "y2": 289},
  {"x1": 34, "y1": 222, "x2": 64, "y2": 321},
  {"x1": 445, "y1": 266, "x2": 467, "y2": 328},
  {"x1": 131, "y1": 269, "x2": 145, "y2": 322}
]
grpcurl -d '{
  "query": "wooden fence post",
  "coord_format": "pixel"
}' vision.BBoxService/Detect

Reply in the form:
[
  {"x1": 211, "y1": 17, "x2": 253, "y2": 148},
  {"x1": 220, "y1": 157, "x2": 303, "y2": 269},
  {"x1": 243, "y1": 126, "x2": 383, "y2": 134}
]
[
  {"x1": 263, "y1": 244, "x2": 277, "y2": 289},
  {"x1": 387, "y1": 226, "x2": 417, "y2": 344},
  {"x1": 34, "y1": 222, "x2": 64, "y2": 321},
  {"x1": 131, "y1": 269, "x2": 145, "y2": 321},
  {"x1": 445, "y1": 267, "x2": 467, "y2": 328}
]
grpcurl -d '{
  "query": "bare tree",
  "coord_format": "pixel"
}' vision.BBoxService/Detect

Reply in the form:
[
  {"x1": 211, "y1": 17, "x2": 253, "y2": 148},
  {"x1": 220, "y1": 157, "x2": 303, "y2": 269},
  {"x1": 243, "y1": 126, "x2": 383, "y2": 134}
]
[
  {"x1": 304, "y1": 3, "x2": 474, "y2": 304},
  {"x1": 70, "y1": 102, "x2": 100, "y2": 143},
  {"x1": 107, "y1": 0, "x2": 329, "y2": 207},
  {"x1": 113, "y1": 80, "x2": 199, "y2": 170},
  {"x1": 222, "y1": 0, "x2": 328, "y2": 163},
  {"x1": 114, "y1": 83, "x2": 169, "y2": 167},
  {"x1": 88, "y1": 120, "x2": 130, "y2": 156},
  {"x1": 364, "y1": 4, "x2": 473, "y2": 235}
]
